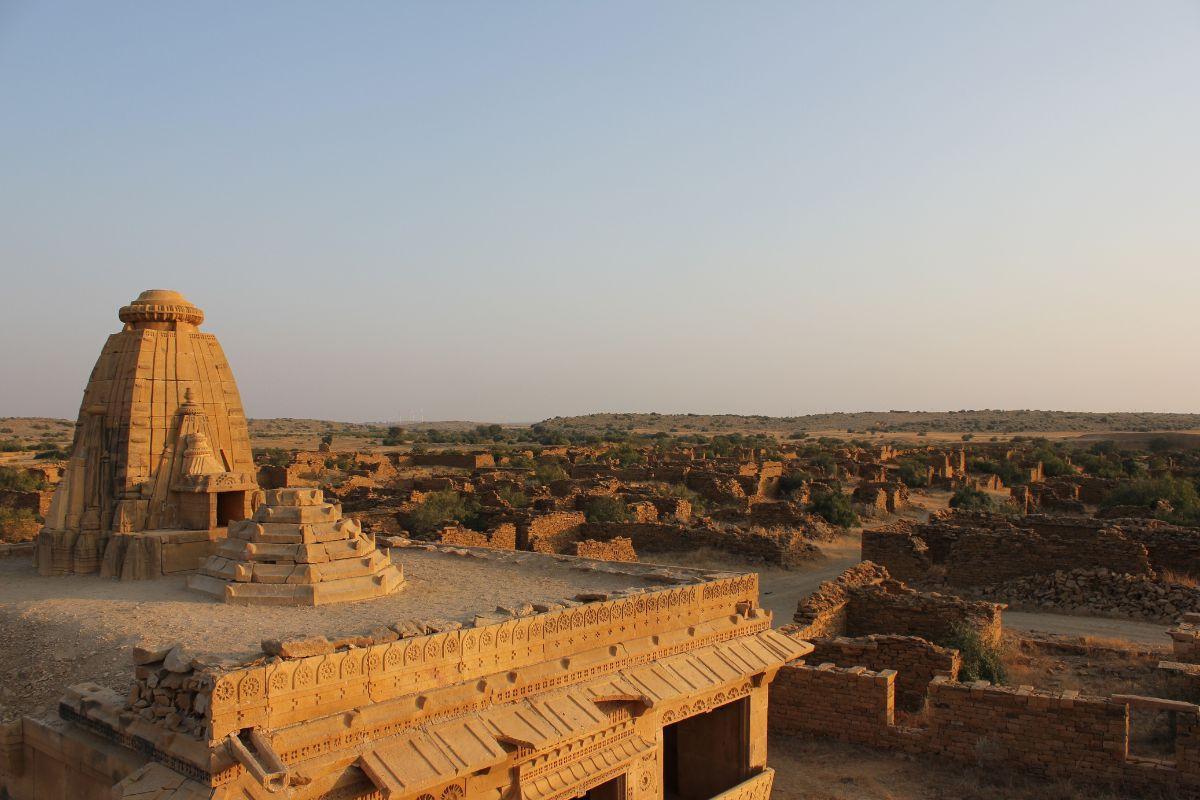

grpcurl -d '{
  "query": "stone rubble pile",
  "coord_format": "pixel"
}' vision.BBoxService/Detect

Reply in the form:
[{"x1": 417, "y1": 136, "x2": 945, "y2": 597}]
[
  {"x1": 127, "y1": 644, "x2": 215, "y2": 738},
  {"x1": 977, "y1": 568, "x2": 1200, "y2": 622}
]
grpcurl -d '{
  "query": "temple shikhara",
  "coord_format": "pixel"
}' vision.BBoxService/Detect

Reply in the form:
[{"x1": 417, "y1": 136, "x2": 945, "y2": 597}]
[
  {"x1": 0, "y1": 289, "x2": 811, "y2": 800},
  {"x1": 36, "y1": 290, "x2": 259, "y2": 580}
]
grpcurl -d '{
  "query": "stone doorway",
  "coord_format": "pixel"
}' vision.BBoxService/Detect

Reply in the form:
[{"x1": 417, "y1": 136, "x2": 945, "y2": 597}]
[
  {"x1": 662, "y1": 698, "x2": 749, "y2": 800},
  {"x1": 577, "y1": 775, "x2": 624, "y2": 800},
  {"x1": 215, "y1": 491, "x2": 246, "y2": 527}
]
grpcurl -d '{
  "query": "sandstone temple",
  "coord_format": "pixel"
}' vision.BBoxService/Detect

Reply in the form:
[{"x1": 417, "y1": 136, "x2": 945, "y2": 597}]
[{"x1": 35, "y1": 290, "x2": 260, "y2": 580}]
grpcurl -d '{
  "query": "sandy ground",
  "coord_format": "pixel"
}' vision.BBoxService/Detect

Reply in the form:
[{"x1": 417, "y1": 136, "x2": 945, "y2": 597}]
[
  {"x1": 646, "y1": 533, "x2": 864, "y2": 626},
  {"x1": 653, "y1": 530, "x2": 1175, "y2": 649},
  {"x1": 768, "y1": 736, "x2": 1166, "y2": 800},
  {"x1": 0, "y1": 547, "x2": 659, "y2": 722},
  {"x1": 1004, "y1": 611, "x2": 1171, "y2": 649}
]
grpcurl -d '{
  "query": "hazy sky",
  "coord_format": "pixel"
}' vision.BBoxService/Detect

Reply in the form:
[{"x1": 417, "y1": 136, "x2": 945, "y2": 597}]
[{"x1": 1, "y1": 2, "x2": 1197, "y2": 422}]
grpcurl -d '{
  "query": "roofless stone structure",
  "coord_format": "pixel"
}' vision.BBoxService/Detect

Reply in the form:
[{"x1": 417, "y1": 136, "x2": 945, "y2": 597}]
[{"x1": 35, "y1": 289, "x2": 260, "y2": 580}]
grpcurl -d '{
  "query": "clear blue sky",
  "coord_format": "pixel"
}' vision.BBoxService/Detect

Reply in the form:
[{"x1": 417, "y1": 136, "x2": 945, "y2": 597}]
[{"x1": 1, "y1": 1, "x2": 1197, "y2": 422}]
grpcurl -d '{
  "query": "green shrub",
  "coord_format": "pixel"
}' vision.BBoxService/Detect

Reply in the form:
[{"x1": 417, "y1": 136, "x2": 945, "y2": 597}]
[
  {"x1": 949, "y1": 485, "x2": 996, "y2": 511},
  {"x1": 664, "y1": 483, "x2": 706, "y2": 515},
  {"x1": 0, "y1": 507, "x2": 40, "y2": 541},
  {"x1": 967, "y1": 458, "x2": 1028, "y2": 486},
  {"x1": 1100, "y1": 476, "x2": 1200, "y2": 526},
  {"x1": 810, "y1": 453, "x2": 836, "y2": 476},
  {"x1": 896, "y1": 459, "x2": 929, "y2": 488},
  {"x1": 507, "y1": 453, "x2": 535, "y2": 470},
  {"x1": 381, "y1": 426, "x2": 408, "y2": 446},
  {"x1": 778, "y1": 473, "x2": 811, "y2": 496},
  {"x1": 497, "y1": 485, "x2": 530, "y2": 508},
  {"x1": 407, "y1": 490, "x2": 484, "y2": 536},
  {"x1": 532, "y1": 462, "x2": 568, "y2": 485},
  {"x1": 583, "y1": 496, "x2": 632, "y2": 524},
  {"x1": 942, "y1": 623, "x2": 1006, "y2": 684},
  {"x1": 604, "y1": 443, "x2": 646, "y2": 467},
  {"x1": 254, "y1": 448, "x2": 291, "y2": 468},
  {"x1": 0, "y1": 467, "x2": 42, "y2": 492},
  {"x1": 809, "y1": 489, "x2": 858, "y2": 528}
]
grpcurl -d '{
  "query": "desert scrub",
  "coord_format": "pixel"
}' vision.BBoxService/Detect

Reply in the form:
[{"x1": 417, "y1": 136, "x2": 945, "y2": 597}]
[
  {"x1": 497, "y1": 485, "x2": 531, "y2": 508},
  {"x1": 943, "y1": 623, "x2": 1006, "y2": 684},
  {"x1": 808, "y1": 488, "x2": 859, "y2": 528},
  {"x1": 0, "y1": 467, "x2": 43, "y2": 492},
  {"x1": 949, "y1": 485, "x2": 996, "y2": 512},
  {"x1": 584, "y1": 496, "x2": 632, "y2": 524},
  {"x1": 406, "y1": 490, "x2": 485, "y2": 536}
]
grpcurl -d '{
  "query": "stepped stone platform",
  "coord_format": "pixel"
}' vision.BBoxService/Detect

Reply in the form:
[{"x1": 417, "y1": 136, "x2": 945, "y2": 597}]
[{"x1": 187, "y1": 487, "x2": 405, "y2": 605}]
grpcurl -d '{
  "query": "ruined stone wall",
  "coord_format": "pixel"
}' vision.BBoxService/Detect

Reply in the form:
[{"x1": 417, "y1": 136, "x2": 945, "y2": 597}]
[
  {"x1": 845, "y1": 583, "x2": 1004, "y2": 647},
  {"x1": 978, "y1": 568, "x2": 1200, "y2": 622},
  {"x1": 411, "y1": 453, "x2": 496, "y2": 470},
  {"x1": 577, "y1": 522, "x2": 820, "y2": 567},
  {"x1": 791, "y1": 563, "x2": 1001, "y2": 646},
  {"x1": 0, "y1": 488, "x2": 54, "y2": 516},
  {"x1": 438, "y1": 523, "x2": 518, "y2": 550},
  {"x1": 522, "y1": 511, "x2": 586, "y2": 552},
  {"x1": 860, "y1": 527, "x2": 931, "y2": 584},
  {"x1": 918, "y1": 680, "x2": 1143, "y2": 786},
  {"x1": 574, "y1": 536, "x2": 637, "y2": 562},
  {"x1": 806, "y1": 635, "x2": 960, "y2": 711},
  {"x1": 769, "y1": 667, "x2": 1200, "y2": 793},
  {"x1": 768, "y1": 663, "x2": 895, "y2": 744},
  {"x1": 863, "y1": 515, "x2": 1162, "y2": 588},
  {"x1": 711, "y1": 503, "x2": 838, "y2": 542},
  {"x1": 791, "y1": 562, "x2": 889, "y2": 638},
  {"x1": 1171, "y1": 620, "x2": 1200, "y2": 663},
  {"x1": 944, "y1": 527, "x2": 1152, "y2": 586}
]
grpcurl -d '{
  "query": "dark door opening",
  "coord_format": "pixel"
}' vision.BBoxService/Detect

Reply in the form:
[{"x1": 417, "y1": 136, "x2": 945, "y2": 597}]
[
  {"x1": 216, "y1": 491, "x2": 246, "y2": 527},
  {"x1": 578, "y1": 775, "x2": 624, "y2": 800},
  {"x1": 662, "y1": 698, "x2": 749, "y2": 800}
]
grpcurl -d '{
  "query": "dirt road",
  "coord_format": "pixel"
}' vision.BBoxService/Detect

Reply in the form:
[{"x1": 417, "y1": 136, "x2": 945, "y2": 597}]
[{"x1": 1004, "y1": 611, "x2": 1171, "y2": 649}]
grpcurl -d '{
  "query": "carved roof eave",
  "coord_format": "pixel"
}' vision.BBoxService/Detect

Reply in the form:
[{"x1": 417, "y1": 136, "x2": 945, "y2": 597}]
[{"x1": 172, "y1": 472, "x2": 259, "y2": 493}]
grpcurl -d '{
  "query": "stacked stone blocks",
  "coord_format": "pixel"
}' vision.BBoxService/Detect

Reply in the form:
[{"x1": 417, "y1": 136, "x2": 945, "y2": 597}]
[{"x1": 187, "y1": 488, "x2": 404, "y2": 605}]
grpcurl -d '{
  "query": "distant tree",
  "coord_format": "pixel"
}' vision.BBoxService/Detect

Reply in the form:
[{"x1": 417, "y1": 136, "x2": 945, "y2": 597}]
[
  {"x1": 532, "y1": 462, "x2": 568, "y2": 485},
  {"x1": 254, "y1": 448, "x2": 291, "y2": 468},
  {"x1": 778, "y1": 473, "x2": 811, "y2": 496},
  {"x1": 896, "y1": 459, "x2": 929, "y2": 488},
  {"x1": 382, "y1": 426, "x2": 407, "y2": 446},
  {"x1": 497, "y1": 485, "x2": 530, "y2": 508},
  {"x1": 1148, "y1": 437, "x2": 1174, "y2": 454},
  {"x1": 811, "y1": 453, "x2": 836, "y2": 476},
  {"x1": 407, "y1": 490, "x2": 484, "y2": 536},
  {"x1": 1100, "y1": 476, "x2": 1200, "y2": 526},
  {"x1": 0, "y1": 467, "x2": 42, "y2": 492},
  {"x1": 941, "y1": 623, "x2": 1006, "y2": 684},
  {"x1": 949, "y1": 486, "x2": 996, "y2": 512},
  {"x1": 584, "y1": 496, "x2": 632, "y2": 524},
  {"x1": 809, "y1": 488, "x2": 858, "y2": 528}
]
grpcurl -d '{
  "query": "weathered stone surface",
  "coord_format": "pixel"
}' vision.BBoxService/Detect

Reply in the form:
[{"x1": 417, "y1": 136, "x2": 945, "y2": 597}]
[
  {"x1": 34, "y1": 290, "x2": 259, "y2": 581},
  {"x1": 162, "y1": 647, "x2": 192, "y2": 674}
]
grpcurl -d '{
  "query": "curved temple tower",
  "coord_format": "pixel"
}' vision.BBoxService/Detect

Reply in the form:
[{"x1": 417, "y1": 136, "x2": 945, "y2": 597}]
[{"x1": 35, "y1": 290, "x2": 260, "y2": 579}]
